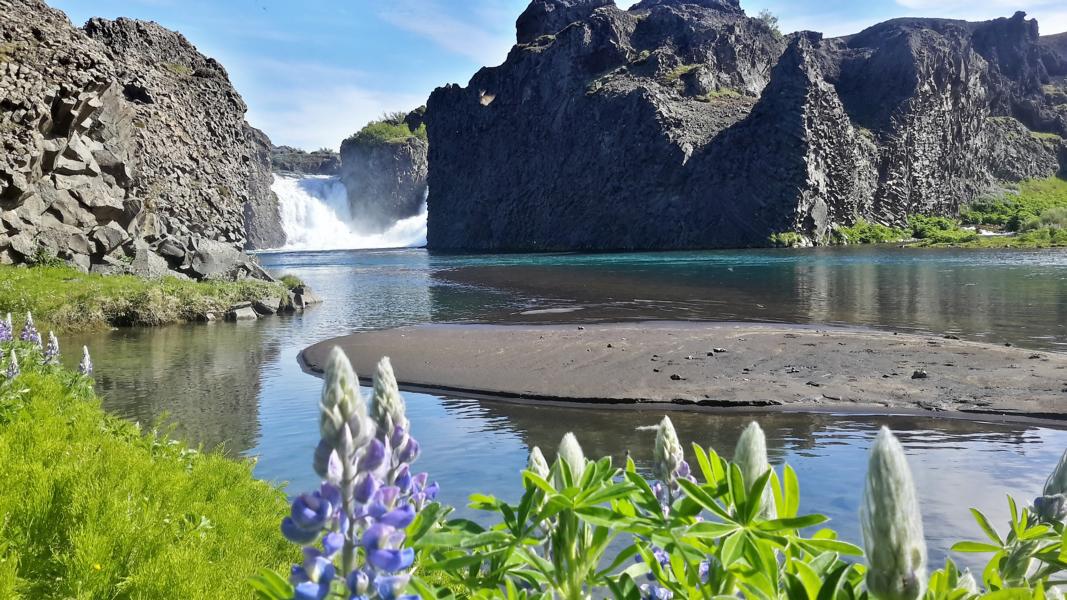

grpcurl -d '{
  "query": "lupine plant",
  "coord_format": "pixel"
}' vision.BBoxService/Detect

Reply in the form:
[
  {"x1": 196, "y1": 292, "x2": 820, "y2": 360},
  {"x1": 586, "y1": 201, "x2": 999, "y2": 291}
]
[
  {"x1": 251, "y1": 350, "x2": 439, "y2": 600},
  {"x1": 1, "y1": 313, "x2": 89, "y2": 385},
  {"x1": 256, "y1": 352, "x2": 1067, "y2": 599}
]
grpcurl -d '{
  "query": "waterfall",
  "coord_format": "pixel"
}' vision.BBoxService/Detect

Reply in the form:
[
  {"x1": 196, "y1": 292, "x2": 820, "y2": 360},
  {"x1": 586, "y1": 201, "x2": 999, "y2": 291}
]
[{"x1": 269, "y1": 174, "x2": 427, "y2": 251}]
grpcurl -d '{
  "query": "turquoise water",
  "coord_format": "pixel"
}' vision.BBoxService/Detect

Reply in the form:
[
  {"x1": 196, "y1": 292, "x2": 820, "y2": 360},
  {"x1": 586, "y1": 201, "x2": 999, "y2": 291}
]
[{"x1": 62, "y1": 246, "x2": 1067, "y2": 567}]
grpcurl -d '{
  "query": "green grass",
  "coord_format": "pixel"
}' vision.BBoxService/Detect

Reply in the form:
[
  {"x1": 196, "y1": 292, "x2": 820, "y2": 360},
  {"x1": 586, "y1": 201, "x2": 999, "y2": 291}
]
[
  {"x1": 835, "y1": 219, "x2": 908, "y2": 244},
  {"x1": 662, "y1": 63, "x2": 700, "y2": 83},
  {"x1": 0, "y1": 265, "x2": 290, "y2": 332},
  {"x1": 0, "y1": 352, "x2": 294, "y2": 598}
]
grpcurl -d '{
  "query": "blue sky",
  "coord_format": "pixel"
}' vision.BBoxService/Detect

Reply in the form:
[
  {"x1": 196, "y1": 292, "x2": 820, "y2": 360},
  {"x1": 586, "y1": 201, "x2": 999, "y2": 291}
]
[{"x1": 50, "y1": 0, "x2": 1067, "y2": 150}]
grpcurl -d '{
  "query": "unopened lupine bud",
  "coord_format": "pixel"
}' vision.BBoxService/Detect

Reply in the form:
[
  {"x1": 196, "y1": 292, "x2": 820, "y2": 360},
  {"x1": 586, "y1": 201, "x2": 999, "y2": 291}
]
[
  {"x1": 1044, "y1": 450, "x2": 1067, "y2": 496},
  {"x1": 734, "y1": 421, "x2": 775, "y2": 518},
  {"x1": 5, "y1": 350, "x2": 18, "y2": 379},
  {"x1": 653, "y1": 416, "x2": 684, "y2": 487},
  {"x1": 528, "y1": 446, "x2": 550, "y2": 479},
  {"x1": 557, "y1": 432, "x2": 586, "y2": 485},
  {"x1": 957, "y1": 570, "x2": 978, "y2": 594},
  {"x1": 44, "y1": 332, "x2": 59, "y2": 364},
  {"x1": 78, "y1": 346, "x2": 92, "y2": 375},
  {"x1": 372, "y1": 356, "x2": 408, "y2": 434},
  {"x1": 20, "y1": 312, "x2": 41, "y2": 346},
  {"x1": 320, "y1": 347, "x2": 373, "y2": 450},
  {"x1": 1035, "y1": 449, "x2": 1067, "y2": 522},
  {"x1": 861, "y1": 427, "x2": 926, "y2": 600}
]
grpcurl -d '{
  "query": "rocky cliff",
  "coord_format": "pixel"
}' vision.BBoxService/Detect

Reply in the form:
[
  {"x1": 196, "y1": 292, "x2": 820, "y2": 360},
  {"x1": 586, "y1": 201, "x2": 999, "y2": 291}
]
[
  {"x1": 0, "y1": 0, "x2": 284, "y2": 277},
  {"x1": 426, "y1": 0, "x2": 1067, "y2": 250},
  {"x1": 271, "y1": 145, "x2": 340, "y2": 176},
  {"x1": 339, "y1": 110, "x2": 428, "y2": 233}
]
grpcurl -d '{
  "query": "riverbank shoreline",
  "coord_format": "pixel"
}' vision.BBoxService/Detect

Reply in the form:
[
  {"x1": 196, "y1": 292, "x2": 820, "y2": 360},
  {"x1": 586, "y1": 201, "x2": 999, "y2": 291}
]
[{"x1": 301, "y1": 321, "x2": 1067, "y2": 421}]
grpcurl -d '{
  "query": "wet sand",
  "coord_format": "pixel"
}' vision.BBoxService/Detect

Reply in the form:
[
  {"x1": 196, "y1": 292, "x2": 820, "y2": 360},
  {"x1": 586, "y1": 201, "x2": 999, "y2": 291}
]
[{"x1": 301, "y1": 322, "x2": 1067, "y2": 419}]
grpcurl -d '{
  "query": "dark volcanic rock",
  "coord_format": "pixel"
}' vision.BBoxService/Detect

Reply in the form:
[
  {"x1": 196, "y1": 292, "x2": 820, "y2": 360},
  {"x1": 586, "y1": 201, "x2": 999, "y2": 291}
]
[
  {"x1": 271, "y1": 145, "x2": 341, "y2": 176},
  {"x1": 338, "y1": 111, "x2": 427, "y2": 233},
  {"x1": 425, "y1": 3, "x2": 1067, "y2": 250},
  {"x1": 0, "y1": 0, "x2": 282, "y2": 274}
]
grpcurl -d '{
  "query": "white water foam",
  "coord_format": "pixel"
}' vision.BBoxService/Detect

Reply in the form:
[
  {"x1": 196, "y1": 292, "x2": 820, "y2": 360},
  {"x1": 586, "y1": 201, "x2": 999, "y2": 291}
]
[{"x1": 269, "y1": 174, "x2": 427, "y2": 251}]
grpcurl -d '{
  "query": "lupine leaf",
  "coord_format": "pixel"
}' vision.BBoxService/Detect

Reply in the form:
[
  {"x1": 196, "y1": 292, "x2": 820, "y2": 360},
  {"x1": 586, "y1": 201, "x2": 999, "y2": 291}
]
[
  {"x1": 951, "y1": 541, "x2": 1002, "y2": 553},
  {"x1": 247, "y1": 569, "x2": 292, "y2": 600}
]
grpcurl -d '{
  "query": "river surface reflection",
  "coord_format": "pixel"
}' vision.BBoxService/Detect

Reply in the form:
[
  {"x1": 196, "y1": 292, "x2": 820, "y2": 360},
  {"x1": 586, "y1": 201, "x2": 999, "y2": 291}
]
[{"x1": 59, "y1": 246, "x2": 1067, "y2": 568}]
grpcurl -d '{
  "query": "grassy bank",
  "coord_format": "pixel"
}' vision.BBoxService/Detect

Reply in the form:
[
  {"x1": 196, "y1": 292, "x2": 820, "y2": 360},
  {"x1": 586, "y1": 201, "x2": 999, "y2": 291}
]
[
  {"x1": 0, "y1": 265, "x2": 291, "y2": 331},
  {"x1": 770, "y1": 176, "x2": 1067, "y2": 249},
  {"x1": 0, "y1": 341, "x2": 294, "y2": 598}
]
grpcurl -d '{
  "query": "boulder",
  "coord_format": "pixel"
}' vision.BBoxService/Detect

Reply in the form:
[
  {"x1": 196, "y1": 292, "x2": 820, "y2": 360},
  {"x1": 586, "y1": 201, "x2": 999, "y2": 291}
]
[
  {"x1": 252, "y1": 296, "x2": 282, "y2": 316},
  {"x1": 225, "y1": 304, "x2": 258, "y2": 321},
  {"x1": 91, "y1": 221, "x2": 128, "y2": 253},
  {"x1": 291, "y1": 285, "x2": 323, "y2": 309},
  {"x1": 128, "y1": 243, "x2": 175, "y2": 279}
]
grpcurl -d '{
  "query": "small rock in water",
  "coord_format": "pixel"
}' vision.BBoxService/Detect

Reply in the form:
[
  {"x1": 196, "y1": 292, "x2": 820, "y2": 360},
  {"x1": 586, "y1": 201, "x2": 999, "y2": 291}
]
[
  {"x1": 669, "y1": 374, "x2": 682, "y2": 381},
  {"x1": 786, "y1": 367, "x2": 800, "y2": 374},
  {"x1": 805, "y1": 381, "x2": 821, "y2": 387},
  {"x1": 911, "y1": 369, "x2": 929, "y2": 379},
  {"x1": 577, "y1": 326, "x2": 585, "y2": 330},
  {"x1": 653, "y1": 368, "x2": 660, "y2": 373},
  {"x1": 1004, "y1": 342, "x2": 1013, "y2": 347},
  {"x1": 1029, "y1": 354, "x2": 1043, "y2": 360},
  {"x1": 606, "y1": 343, "x2": 613, "y2": 348},
  {"x1": 713, "y1": 347, "x2": 727, "y2": 353},
  {"x1": 943, "y1": 334, "x2": 960, "y2": 340},
  {"x1": 685, "y1": 355, "x2": 694, "y2": 360},
  {"x1": 706, "y1": 351, "x2": 715, "y2": 357}
]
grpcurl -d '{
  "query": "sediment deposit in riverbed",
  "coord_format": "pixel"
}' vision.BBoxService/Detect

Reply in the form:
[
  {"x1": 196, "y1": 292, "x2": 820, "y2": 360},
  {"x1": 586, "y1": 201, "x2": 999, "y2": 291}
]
[{"x1": 302, "y1": 322, "x2": 1067, "y2": 418}]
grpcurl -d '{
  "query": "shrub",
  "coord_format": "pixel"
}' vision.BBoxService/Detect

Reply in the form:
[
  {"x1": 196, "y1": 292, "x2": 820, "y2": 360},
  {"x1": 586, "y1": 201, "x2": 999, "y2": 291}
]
[
  {"x1": 768, "y1": 231, "x2": 804, "y2": 247},
  {"x1": 1019, "y1": 206, "x2": 1067, "y2": 231},
  {"x1": 836, "y1": 219, "x2": 908, "y2": 244},
  {"x1": 0, "y1": 328, "x2": 294, "y2": 598},
  {"x1": 962, "y1": 176, "x2": 1067, "y2": 231},
  {"x1": 909, "y1": 215, "x2": 978, "y2": 244},
  {"x1": 278, "y1": 274, "x2": 305, "y2": 290},
  {"x1": 344, "y1": 112, "x2": 426, "y2": 147}
]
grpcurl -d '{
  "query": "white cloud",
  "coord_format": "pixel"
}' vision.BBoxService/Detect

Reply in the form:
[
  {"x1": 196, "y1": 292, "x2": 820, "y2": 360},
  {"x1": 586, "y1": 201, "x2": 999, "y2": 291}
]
[
  {"x1": 376, "y1": 0, "x2": 516, "y2": 66},
  {"x1": 246, "y1": 84, "x2": 428, "y2": 151}
]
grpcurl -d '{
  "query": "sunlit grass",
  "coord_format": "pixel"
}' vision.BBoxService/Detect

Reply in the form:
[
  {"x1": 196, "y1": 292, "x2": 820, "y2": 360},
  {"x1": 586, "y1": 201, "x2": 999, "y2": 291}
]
[
  {"x1": 0, "y1": 365, "x2": 294, "y2": 598},
  {"x1": 0, "y1": 265, "x2": 290, "y2": 331}
]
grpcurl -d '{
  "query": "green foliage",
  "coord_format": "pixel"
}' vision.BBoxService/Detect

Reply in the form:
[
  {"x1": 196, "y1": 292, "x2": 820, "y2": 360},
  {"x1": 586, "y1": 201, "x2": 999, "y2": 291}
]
[
  {"x1": 768, "y1": 232, "x2": 805, "y2": 247},
  {"x1": 0, "y1": 264, "x2": 289, "y2": 331},
  {"x1": 961, "y1": 177, "x2": 1067, "y2": 231},
  {"x1": 345, "y1": 112, "x2": 426, "y2": 147},
  {"x1": 836, "y1": 219, "x2": 908, "y2": 244},
  {"x1": 1030, "y1": 131, "x2": 1062, "y2": 141},
  {"x1": 24, "y1": 246, "x2": 65, "y2": 268},
  {"x1": 1018, "y1": 206, "x2": 1067, "y2": 232},
  {"x1": 663, "y1": 64, "x2": 701, "y2": 82},
  {"x1": 756, "y1": 9, "x2": 782, "y2": 36},
  {"x1": 908, "y1": 215, "x2": 978, "y2": 244},
  {"x1": 0, "y1": 350, "x2": 294, "y2": 598},
  {"x1": 278, "y1": 274, "x2": 306, "y2": 290},
  {"x1": 402, "y1": 435, "x2": 1057, "y2": 599},
  {"x1": 699, "y1": 88, "x2": 742, "y2": 103}
]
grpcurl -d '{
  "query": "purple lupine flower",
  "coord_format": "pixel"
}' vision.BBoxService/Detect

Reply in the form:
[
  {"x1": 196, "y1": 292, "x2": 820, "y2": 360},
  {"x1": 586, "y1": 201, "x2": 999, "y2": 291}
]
[
  {"x1": 78, "y1": 345, "x2": 93, "y2": 376},
  {"x1": 278, "y1": 349, "x2": 439, "y2": 600},
  {"x1": 5, "y1": 350, "x2": 18, "y2": 380},
  {"x1": 19, "y1": 312, "x2": 41, "y2": 347},
  {"x1": 0, "y1": 313, "x2": 11, "y2": 343},
  {"x1": 43, "y1": 332, "x2": 60, "y2": 364}
]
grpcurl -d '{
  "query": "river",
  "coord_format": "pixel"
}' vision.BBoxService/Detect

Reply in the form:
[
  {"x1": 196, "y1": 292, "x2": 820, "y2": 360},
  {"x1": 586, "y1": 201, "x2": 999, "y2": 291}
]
[{"x1": 61, "y1": 246, "x2": 1067, "y2": 567}]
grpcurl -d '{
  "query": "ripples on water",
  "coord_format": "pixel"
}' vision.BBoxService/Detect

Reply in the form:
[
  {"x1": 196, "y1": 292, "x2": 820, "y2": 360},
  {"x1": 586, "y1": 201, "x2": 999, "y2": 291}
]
[{"x1": 60, "y1": 246, "x2": 1067, "y2": 568}]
